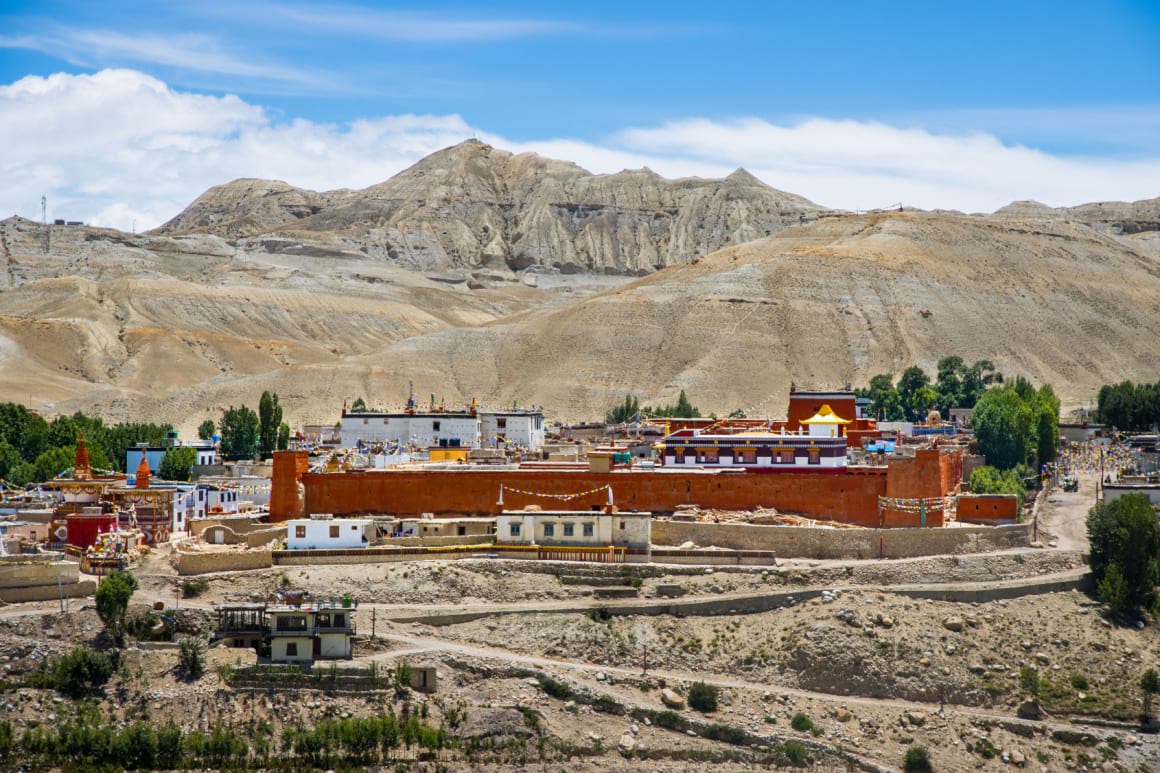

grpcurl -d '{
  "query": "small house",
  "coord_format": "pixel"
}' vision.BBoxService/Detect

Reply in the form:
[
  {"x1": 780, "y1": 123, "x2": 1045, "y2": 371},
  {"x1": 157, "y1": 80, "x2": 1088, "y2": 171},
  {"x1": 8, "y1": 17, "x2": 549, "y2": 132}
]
[
  {"x1": 212, "y1": 597, "x2": 358, "y2": 663},
  {"x1": 286, "y1": 515, "x2": 372, "y2": 549},
  {"x1": 496, "y1": 508, "x2": 651, "y2": 549}
]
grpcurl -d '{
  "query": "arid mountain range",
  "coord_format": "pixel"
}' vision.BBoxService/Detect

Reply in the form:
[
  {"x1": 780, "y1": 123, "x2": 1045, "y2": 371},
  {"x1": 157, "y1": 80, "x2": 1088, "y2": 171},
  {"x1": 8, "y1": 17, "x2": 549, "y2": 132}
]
[{"x1": 2, "y1": 140, "x2": 1158, "y2": 431}]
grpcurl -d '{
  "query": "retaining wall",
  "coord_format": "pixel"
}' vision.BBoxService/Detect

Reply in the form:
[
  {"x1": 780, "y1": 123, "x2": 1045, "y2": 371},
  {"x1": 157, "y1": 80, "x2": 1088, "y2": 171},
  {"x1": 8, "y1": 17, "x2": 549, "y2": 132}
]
[
  {"x1": 0, "y1": 580, "x2": 95, "y2": 603},
  {"x1": 651, "y1": 520, "x2": 1032, "y2": 559},
  {"x1": 0, "y1": 558, "x2": 80, "y2": 588},
  {"x1": 173, "y1": 550, "x2": 273, "y2": 575}
]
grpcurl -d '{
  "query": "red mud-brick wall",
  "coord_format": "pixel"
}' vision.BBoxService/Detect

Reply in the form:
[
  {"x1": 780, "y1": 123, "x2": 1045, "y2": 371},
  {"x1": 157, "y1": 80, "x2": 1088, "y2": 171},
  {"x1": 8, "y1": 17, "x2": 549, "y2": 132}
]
[
  {"x1": 269, "y1": 451, "x2": 309, "y2": 523},
  {"x1": 301, "y1": 469, "x2": 891, "y2": 526},
  {"x1": 879, "y1": 449, "x2": 964, "y2": 527},
  {"x1": 956, "y1": 494, "x2": 1019, "y2": 523}
]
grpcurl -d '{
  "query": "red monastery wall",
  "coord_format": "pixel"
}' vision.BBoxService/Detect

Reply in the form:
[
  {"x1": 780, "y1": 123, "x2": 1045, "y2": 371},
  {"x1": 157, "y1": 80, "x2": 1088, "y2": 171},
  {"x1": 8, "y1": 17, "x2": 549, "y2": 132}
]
[{"x1": 275, "y1": 449, "x2": 963, "y2": 529}]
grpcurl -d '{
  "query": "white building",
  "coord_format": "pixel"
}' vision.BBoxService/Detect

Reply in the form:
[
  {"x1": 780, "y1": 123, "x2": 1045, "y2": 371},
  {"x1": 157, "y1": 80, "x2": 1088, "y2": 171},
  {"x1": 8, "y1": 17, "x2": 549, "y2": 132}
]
[
  {"x1": 339, "y1": 411, "x2": 480, "y2": 450},
  {"x1": 213, "y1": 599, "x2": 357, "y2": 663},
  {"x1": 480, "y1": 410, "x2": 546, "y2": 450},
  {"x1": 126, "y1": 441, "x2": 217, "y2": 476},
  {"x1": 659, "y1": 405, "x2": 851, "y2": 471},
  {"x1": 286, "y1": 515, "x2": 373, "y2": 550},
  {"x1": 496, "y1": 509, "x2": 651, "y2": 549}
]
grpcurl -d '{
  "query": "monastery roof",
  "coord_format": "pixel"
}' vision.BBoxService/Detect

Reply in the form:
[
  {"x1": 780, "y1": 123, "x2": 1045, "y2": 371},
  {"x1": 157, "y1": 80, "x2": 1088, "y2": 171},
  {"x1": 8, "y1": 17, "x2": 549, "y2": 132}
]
[{"x1": 800, "y1": 404, "x2": 853, "y2": 425}]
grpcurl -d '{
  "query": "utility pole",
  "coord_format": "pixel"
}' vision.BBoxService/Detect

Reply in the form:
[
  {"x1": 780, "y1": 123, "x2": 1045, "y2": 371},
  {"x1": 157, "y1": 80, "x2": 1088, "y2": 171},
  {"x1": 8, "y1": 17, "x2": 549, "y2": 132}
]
[
  {"x1": 56, "y1": 552, "x2": 64, "y2": 613},
  {"x1": 41, "y1": 196, "x2": 46, "y2": 225}
]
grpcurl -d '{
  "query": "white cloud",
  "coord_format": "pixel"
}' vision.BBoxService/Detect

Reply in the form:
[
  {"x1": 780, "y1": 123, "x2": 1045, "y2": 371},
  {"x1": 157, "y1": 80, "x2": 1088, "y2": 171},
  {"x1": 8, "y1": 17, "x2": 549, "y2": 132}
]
[
  {"x1": 2, "y1": 69, "x2": 1158, "y2": 233},
  {"x1": 0, "y1": 26, "x2": 331, "y2": 90}
]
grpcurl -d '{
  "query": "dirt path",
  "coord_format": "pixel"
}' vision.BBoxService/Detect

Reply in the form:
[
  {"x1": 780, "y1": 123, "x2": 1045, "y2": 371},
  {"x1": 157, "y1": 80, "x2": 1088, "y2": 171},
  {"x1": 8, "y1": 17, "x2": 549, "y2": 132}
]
[{"x1": 1037, "y1": 472, "x2": 1098, "y2": 551}]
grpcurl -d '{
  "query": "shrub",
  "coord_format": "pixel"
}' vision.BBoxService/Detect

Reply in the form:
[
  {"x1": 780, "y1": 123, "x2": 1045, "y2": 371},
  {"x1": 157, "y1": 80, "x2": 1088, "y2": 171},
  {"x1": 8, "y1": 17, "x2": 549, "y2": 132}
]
[
  {"x1": 703, "y1": 723, "x2": 747, "y2": 745},
  {"x1": 790, "y1": 711, "x2": 814, "y2": 732},
  {"x1": 585, "y1": 607, "x2": 612, "y2": 623},
  {"x1": 537, "y1": 675, "x2": 574, "y2": 701},
  {"x1": 57, "y1": 648, "x2": 115, "y2": 696},
  {"x1": 590, "y1": 694, "x2": 625, "y2": 715},
  {"x1": 1070, "y1": 673, "x2": 1090, "y2": 691},
  {"x1": 654, "y1": 710, "x2": 685, "y2": 730},
  {"x1": 182, "y1": 578, "x2": 209, "y2": 598},
  {"x1": 1019, "y1": 666, "x2": 1041, "y2": 697},
  {"x1": 1141, "y1": 669, "x2": 1160, "y2": 720},
  {"x1": 393, "y1": 661, "x2": 413, "y2": 693},
  {"x1": 904, "y1": 744, "x2": 933, "y2": 772},
  {"x1": 782, "y1": 739, "x2": 807, "y2": 765},
  {"x1": 687, "y1": 681, "x2": 719, "y2": 713},
  {"x1": 95, "y1": 570, "x2": 137, "y2": 645},
  {"x1": 178, "y1": 638, "x2": 206, "y2": 680}
]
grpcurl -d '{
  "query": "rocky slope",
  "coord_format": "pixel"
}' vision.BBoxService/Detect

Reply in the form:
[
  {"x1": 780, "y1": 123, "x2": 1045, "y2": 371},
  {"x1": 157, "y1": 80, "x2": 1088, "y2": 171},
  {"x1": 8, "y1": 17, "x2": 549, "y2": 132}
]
[
  {"x1": 155, "y1": 139, "x2": 823, "y2": 275},
  {"x1": 993, "y1": 196, "x2": 1160, "y2": 235},
  {"x1": 3, "y1": 141, "x2": 1159, "y2": 431}
]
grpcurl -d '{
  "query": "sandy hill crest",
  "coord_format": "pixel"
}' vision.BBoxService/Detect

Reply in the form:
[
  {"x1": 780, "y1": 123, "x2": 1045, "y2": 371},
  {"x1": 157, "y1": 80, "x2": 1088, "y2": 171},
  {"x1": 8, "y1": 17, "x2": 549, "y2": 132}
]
[{"x1": 155, "y1": 139, "x2": 823, "y2": 275}]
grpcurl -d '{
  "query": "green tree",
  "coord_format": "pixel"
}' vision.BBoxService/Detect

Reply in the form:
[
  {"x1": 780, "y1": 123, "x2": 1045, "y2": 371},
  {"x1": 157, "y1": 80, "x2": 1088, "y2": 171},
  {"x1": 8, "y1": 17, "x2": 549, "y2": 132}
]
[
  {"x1": 1033, "y1": 384, "x2": 1061, "y2": 466},
  {"x1": 1086, "y1": 494, "x2": 1160, "y2": 616},
  {"x1": 1141, "y1": 669, "x2": 1160, "y2": 721},
  {"x1": 178, "y1": 638, "x2": 206, "y2": 680},
  {"x1": 606, "y1": 394, "x2": 641, "y2": 424},
  {"x1": 866, "y1": 373, "x2": 904, "y2": 421},
  {"x1": 350, "y1": 396, "x2": 368, "y2": 412},
  {"x1": 258, "y1": 391, "x2": 284, "y2": 459},
  {"x1": 197, "y1": 420, "x2": 216, "y2": 440},
  {"x1": 969, "y1": 466, "x2": 1026, "y2": 508},
  {"x1": 672, "y1": 389, "x2": 701, "y2": 419},
  {"x1": 158, "y1": 446, "x2": 197, "y2": 482},
  {"x1": 277, "y1": 422, "x2": 291, "y2": 451},
  {"x1": 0, "y1": 440, "x2": 21, "y2": 480},
  {"x1": 219, "y1": 406, "x2": 259, "y2": 461},
  {"x1": 95, "y1": 571, "x2": 138, "y2": 645},
  {"x1": 971, "y1": 387, "x2": 1036, "y2": 470},
  {"x1": 896, "y1": 366, "x2": 931, "y2": 421},
  {"x1": 31, "y1": 444, "x2": 111, "y2": 482}
]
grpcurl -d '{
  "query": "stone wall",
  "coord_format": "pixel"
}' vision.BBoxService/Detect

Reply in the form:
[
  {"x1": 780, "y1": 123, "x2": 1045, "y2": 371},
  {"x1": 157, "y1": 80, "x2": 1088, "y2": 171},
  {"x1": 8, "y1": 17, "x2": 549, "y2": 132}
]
[
  {"x1": 0, "y1": 557, "x2": 79, "y2": 588},
  {"x1": 651, "y1": 520, "x2": 1032, "y2": 559},
  {"x1": 0, "y1": 581, "x2": 95, "y2": 603},
  {"x1": 173, "y1": 550, "x2": 273, "y2": 575}
]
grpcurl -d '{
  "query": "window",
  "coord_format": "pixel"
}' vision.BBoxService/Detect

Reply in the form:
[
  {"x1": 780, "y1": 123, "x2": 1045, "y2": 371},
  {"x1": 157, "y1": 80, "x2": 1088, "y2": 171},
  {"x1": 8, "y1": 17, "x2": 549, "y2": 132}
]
[
  {"x1": 583, "y1": 523, "x2": 594, "y2": 537},
  {"x1": 276, "y1": 615, "x2": 307, "y2": 631},
  {"x1": 563, "y1": 523, "x2": 574, "y2": 537},
  {"x1": 737, "y1": 449, "x2": 757, "y2": 464},
  {"x1": 333, "y1": 613, "x2": 345, "y2": 628},
  {"x1": 777, "y1": 450, "x2": 794, "y2": 464},
  {"x1": 362, "y1": 418, "x2": 368, "y2": 424},
  {"x1": 698, "y1": 448, "x2": 718, "y2": 463},
  {"x1": 316, "y1": 613, "x2": 331, "y2": 628},
  {"x1": 350, "y1": 524, "x2": 358, "y2": 530},
  {"x1": 619, "y1": 520, "x2": 626, "y2": 530},
  {"x1": 808, "y1": 447, "x2": 821, "y2": 465},
  {"x1": 329, "y1": 525, "x2": 340, "y2": 539},
  {"x1": 432, "y1": 421, "x2": 441, "y2": 432},
  {"x1": 295, "y1": 525, "x2": 306, "y2": 538},
  {"x1": 543, "y1": 523, "x2": 555, "y2": 537},
  {"x1": 286, "y1": 642, "x2": 298, "y2": 657},
  {"x1": 497, "y1": 417, "x2": 507, "y2": 429},
  {"x1": 509, "y1": 523, "x2": 521, "y2": 537}
]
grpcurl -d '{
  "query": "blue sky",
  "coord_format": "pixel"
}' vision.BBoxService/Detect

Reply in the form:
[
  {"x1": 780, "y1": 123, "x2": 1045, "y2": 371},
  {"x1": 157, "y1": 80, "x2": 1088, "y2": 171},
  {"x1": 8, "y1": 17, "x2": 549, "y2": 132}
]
[{"x1": 1, "y1": 0, "x2": 1158, "y2": 229}]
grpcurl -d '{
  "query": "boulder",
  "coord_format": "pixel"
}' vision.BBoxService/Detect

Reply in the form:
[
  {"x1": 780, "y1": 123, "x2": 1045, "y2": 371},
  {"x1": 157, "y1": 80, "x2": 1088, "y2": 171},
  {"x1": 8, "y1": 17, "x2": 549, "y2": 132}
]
[
  {"x1": 835, "y1": 708, "x2": 852, "y2": 722},
  {"x1": 943, "y1": 616, "x2": 964, "y2": 632},
  {"x1": 1016, "y1": 699, "x2": 1043, "y2": 720},
  {"x1": 660, "y1": 688, "x2": 685, "y2": 709},
  {"x1": 617, "y1": 732, "x2": 636, "y2": 756},
  {"x1": 904, "y1": 710, "x2": 927, "y2": 727}
]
